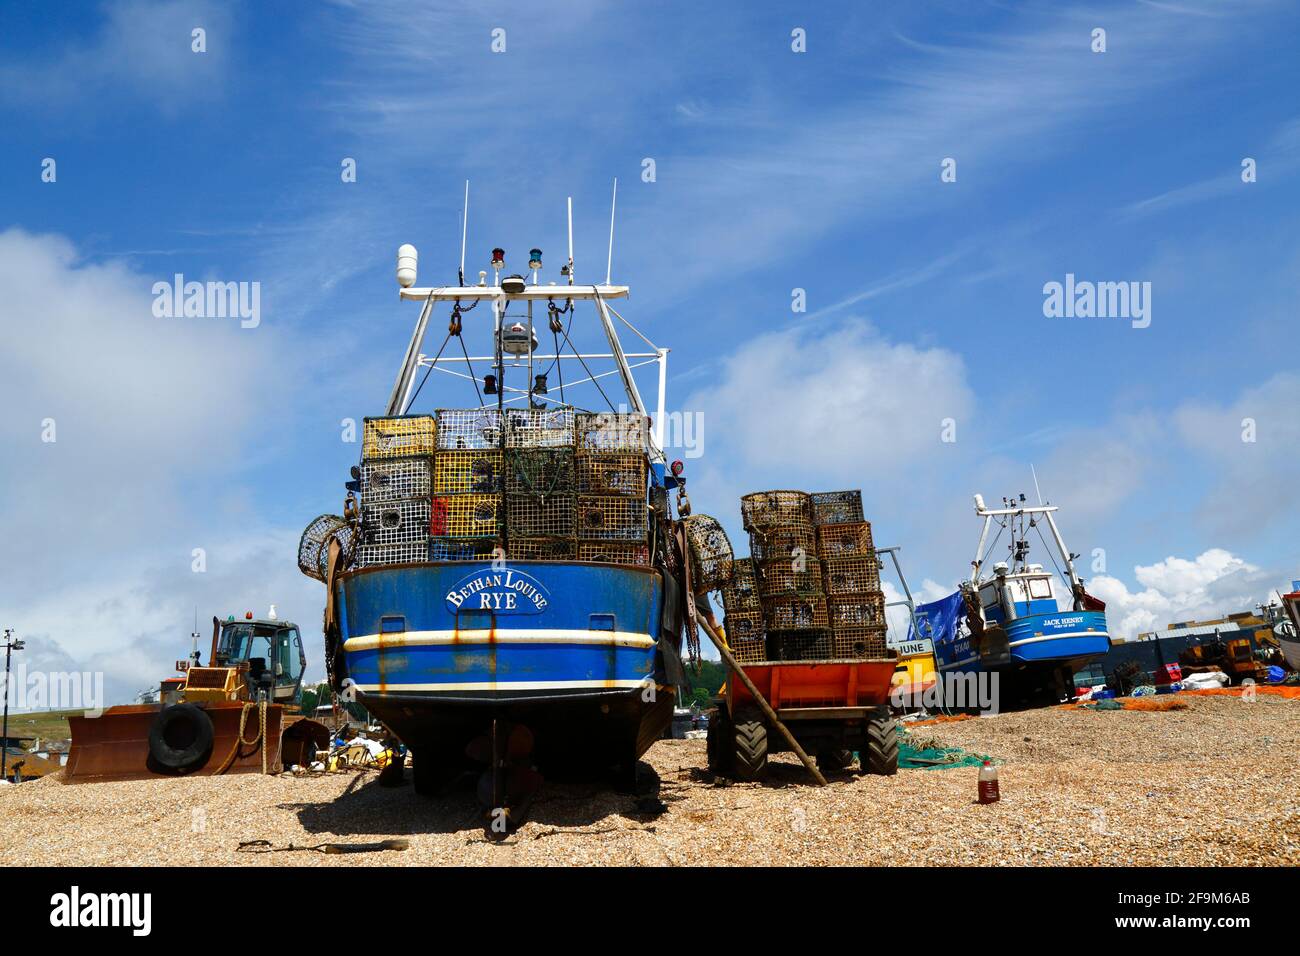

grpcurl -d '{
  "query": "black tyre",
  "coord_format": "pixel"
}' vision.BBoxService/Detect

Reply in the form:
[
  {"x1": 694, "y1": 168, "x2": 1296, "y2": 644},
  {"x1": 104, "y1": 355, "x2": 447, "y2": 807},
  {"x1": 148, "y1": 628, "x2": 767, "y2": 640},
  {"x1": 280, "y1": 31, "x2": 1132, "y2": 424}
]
[
  {"x1": 861, "y1": 713, "x2": 899, "y2": 776},
  {"x1": 706, "y1": 709, "x2": 730, "y2": 773},
  {"x1": 731, "y1": 711, "x2": 768, "y2": 782},
  {"x1": 817, "y1": 748, "x2": 854, "y2": 773},
  {"x1": 148, "y1": 703, "x2": 215, "y2": 772}
]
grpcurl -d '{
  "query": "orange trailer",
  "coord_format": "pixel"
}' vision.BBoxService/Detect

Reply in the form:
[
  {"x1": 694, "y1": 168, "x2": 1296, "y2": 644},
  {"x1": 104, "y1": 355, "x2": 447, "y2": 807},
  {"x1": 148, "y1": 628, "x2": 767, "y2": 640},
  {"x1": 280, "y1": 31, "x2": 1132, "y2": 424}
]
[{"x1": 707, "y1": 657, "x2": 900, "y2": 781}]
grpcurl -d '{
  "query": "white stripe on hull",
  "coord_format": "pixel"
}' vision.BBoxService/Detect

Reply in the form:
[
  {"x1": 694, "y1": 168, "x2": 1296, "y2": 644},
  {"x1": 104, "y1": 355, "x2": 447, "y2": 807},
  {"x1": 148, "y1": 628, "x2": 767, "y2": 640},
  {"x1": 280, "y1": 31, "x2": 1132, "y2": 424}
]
[
  {"x1": 1007, "y1": 631, "x2": 1109, "y2": 648},
  {"x1": 344, "y1": 629, "x2": 655, "y2": 651},
  {"x1": 355, "y1": 678, "x2": 654, "y2": 693}
]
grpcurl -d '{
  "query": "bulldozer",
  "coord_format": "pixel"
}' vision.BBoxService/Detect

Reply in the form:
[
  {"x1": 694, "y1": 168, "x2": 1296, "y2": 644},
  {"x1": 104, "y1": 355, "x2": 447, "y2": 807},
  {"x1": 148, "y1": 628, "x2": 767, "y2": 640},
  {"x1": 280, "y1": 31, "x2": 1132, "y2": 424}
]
[
  {"x1": 1177, "y1": 633, "x2": 1270, "y2": 686},
  {"x1": 64, "y1": 612, "x2": 331, "y2": 782}
]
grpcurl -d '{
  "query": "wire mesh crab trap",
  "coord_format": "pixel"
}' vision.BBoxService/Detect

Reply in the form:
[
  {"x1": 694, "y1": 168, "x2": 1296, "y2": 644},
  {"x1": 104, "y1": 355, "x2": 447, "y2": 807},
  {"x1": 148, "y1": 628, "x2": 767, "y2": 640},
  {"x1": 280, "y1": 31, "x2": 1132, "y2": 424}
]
[
  {"x1": 577, "y1": 541, "x2": 651, "y2": 566},
  {"x1": 435, "y1": 408, "x2": 504, "y2": 450},
  {"x1": 359, "y1": 457, "x2": 433, "y2": 502},
  {"x1": 508, "y1": 537, "x2": 577, "y2": 561},
  {"x1": 434, "y1": 449, "x2": 504, "y2": 495},
  {"x1": 724, "y1": 608, "x2": 765, "y2": 644},
  {"x1": 362, "y1": 415, "x2": 436, "y2": 460},
  {"x1": 810, "y1": 490, "x2": 864, "y2": 527},
  {"x1": 430, "y1": 494, "x2": 502, "y2": 538},
  {"x1": 297, "y1": 514, "x2": 356, "y2": 581},
  {"x1": 757, "y1": 557, "x2": 824, "y2": 598},
  {"x1": 504, "y1": 448, "x2": 575, "y2": 495},
  {"x1": 575, "y1": 411, "x2": 652, "y2": 454},
  {"x1": 504, "y1": 407, "x2": 576, "y2": 449},
  {"x1": 816, "y1": 520, "x2": 875, "y2": 559},
  {"x1": 721, "y1": 558, "x2": 762, "y2": 614},
  {"x1": 506, "y1": 493, "x2": 576, "y2": 539},
  {"x1": 763, "y1": 594, "x2": 829, "y2": 631},
  {"x1": 829, "y1": 592, "x2": 887, "y2": 629},
  {"x1": 740, "y1": 490, "x2": 813, "y2": 532},
  {"x1": 428, "y1": 537, "x2": 501, "y2": 561},
  {"x1": 575, "y1": 453, "x2": 648, "y2": 497},
  {"x1": 356, "y1": 541, "x2": 428, "y2": 568},
  {"x1": 768, "y1": 629, "x2": 833, "y2": 662},
  {"x1": 730, "y1": 634, "x2": 768, "y2": 665},
  {"x1": 577, "y1": 495, "x2": 648, "y2": 541},
  {"x1": 832, "y1": 626, "x2": 889, "y2": 660},
  {"x1": 361, "y1": 498, "x2": 431, "y2": 546},
  {"x1": 749, "y1": 524, "x2": 817, "y2": 563},
  {"x1": 682, "y1": 514, "x2": 734, "y2": 590},
  {"x1": 822, "y1": 555, "x2": 882, "y2": 595}
]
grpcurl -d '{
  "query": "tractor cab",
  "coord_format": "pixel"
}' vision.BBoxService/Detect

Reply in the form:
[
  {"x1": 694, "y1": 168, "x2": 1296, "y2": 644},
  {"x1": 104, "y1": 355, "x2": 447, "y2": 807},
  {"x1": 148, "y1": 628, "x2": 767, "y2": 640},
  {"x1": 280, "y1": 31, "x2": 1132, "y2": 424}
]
[{"x1": 201, "y1": 617, "x2": 306, "y2": 705}]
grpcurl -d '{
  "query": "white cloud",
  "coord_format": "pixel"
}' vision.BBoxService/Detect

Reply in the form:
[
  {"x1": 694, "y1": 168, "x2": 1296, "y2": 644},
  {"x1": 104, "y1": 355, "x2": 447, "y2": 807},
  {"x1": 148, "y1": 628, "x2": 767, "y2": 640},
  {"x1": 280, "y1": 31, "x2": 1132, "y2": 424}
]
[
  {"x1": 0, "y1": 0, "x2": 232, "y2": 115},
  {"x1": 684, "y1": 317, "x2": 973, "y2": 489},
  {"x1": 0, "y1": 228, "x2": 318, "y2": 704},
  {"x1": 1088, "y1": 548, "x2": 1281, "y2": 640}
]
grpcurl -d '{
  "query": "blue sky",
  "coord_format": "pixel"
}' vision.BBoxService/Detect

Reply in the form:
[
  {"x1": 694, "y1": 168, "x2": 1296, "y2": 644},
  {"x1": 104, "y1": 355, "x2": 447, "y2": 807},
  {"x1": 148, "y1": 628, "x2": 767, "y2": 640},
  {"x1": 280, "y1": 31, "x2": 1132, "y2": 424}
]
[{"x1": 2, "y1": 0, "x2": 1298, "y2": 702}]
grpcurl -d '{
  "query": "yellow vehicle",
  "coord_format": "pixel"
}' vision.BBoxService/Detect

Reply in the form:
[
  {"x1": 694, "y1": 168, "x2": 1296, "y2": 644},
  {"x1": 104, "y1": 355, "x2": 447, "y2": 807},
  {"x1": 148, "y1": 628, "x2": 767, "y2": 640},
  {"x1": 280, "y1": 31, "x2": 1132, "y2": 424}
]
[
  {"x1": 890, "y1": 639, "x2": 938, "y2": 709},
  {"x1": 66, "y1": 613, "x2": 330, "y2": 782}
]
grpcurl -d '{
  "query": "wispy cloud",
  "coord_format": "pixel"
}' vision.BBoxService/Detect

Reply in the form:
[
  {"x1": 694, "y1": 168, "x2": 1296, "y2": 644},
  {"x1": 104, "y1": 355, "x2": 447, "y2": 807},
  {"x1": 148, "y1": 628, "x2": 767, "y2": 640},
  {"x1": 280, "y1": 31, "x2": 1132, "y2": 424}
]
[{"x1": 0, "y1": 0, "x2": 234, "y2": 117}]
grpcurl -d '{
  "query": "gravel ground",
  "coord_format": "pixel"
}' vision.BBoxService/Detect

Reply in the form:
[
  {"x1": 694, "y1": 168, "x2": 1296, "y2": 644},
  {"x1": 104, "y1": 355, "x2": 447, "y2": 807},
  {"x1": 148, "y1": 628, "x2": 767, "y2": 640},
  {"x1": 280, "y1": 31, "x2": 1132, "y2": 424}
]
[{"x1": 2, "y1": 695, "x2": 1296, "y2": 866}]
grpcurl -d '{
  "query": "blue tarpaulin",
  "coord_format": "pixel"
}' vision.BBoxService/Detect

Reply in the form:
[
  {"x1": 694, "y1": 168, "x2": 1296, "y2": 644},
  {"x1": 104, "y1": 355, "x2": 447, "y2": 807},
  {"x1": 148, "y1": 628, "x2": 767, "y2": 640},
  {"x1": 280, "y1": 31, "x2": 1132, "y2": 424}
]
[{"x1": 908, "y1": 591, "x2": 966, "y2": 646}]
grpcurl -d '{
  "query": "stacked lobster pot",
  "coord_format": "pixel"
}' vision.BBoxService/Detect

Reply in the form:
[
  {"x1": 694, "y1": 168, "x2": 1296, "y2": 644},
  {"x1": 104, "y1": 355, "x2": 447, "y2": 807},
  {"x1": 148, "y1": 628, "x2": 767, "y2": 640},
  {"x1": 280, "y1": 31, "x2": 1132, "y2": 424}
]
[
  {"x1": 813, "y1": 490, "x2": 888, "y2": 659},
  {"x1": 719, "y1": 556, "x2": 765, "y2": 663},
  {"x1": 573, "y1": 412, "x2": 652, "y2": 565},
  {"x1": 502, "y1": 408, "x2": 578, "y2": 560},
  {"x1": 430, "y1": 408, "x2": 506, "y2": 560},
  {"x1": 741, "y1": 490, "x2": 832, "y2": 661},
  {"x1": 343, "y1": 407, "x2": 654, "y2": 569},
  {"x1": 356, "y1": 414, "x2": 438, "y2": 567}
]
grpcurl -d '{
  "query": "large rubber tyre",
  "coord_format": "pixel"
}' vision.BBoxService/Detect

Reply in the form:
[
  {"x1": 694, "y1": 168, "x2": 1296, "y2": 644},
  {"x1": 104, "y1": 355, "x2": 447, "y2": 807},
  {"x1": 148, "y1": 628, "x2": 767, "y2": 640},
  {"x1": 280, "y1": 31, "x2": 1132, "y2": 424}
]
[
  {"x1": 706, "y1": 709, "x2": 730, "y2": 774},
  {"x1": 861, "y1": 714, "x2": 899, "y2": 776},
  {"x1": 731, "y1": 712, "x2": 768, "y2": 782},
  {"x1": 148, "y1": 703, "x2": 215, "y2": 772},
  {"x1": 817, "y1": 749, "x2": 854, "y2": 773}
]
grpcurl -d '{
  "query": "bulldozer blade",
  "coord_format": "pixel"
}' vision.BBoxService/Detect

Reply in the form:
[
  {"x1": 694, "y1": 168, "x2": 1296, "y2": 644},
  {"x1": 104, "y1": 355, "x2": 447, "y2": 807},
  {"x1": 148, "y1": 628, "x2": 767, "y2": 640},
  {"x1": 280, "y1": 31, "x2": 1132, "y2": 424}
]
[{"x1": 64, "y1": 702, "x2": 304, "y2": 783}]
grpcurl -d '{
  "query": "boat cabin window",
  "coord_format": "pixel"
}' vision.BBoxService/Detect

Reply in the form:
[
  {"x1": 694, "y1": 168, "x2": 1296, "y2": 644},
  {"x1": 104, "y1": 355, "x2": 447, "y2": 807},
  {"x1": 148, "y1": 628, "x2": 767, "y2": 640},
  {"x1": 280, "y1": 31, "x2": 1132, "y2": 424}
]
[{"x1": 1027, "y1": 576, "x2": 1053, "y2": 600}]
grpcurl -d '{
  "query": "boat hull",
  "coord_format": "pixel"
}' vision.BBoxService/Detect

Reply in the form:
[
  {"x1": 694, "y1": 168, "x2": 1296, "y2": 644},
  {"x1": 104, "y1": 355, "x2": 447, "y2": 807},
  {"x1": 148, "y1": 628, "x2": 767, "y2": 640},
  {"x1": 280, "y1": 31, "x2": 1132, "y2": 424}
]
[
  {"x1": 335, "y1": 560, "x2": 682, "y2": 776},
  {"x1": 935, "y1": 609, "x2": 1110, "y2": 703}
]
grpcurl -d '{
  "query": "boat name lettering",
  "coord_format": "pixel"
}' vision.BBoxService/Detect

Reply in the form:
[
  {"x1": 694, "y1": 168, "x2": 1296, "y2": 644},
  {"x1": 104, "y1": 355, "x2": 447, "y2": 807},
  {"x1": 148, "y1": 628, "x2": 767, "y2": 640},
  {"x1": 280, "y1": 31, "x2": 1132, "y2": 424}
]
[{"x1": 445, "y1": 568, "x2": 551, "y2": 615}]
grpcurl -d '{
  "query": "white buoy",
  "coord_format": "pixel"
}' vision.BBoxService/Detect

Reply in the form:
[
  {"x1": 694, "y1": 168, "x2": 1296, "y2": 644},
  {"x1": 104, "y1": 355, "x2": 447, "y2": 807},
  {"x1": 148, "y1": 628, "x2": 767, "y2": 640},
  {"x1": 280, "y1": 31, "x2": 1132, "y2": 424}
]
[{"x1": 396, "y1": 244, "x2": 418, "y2": 288}]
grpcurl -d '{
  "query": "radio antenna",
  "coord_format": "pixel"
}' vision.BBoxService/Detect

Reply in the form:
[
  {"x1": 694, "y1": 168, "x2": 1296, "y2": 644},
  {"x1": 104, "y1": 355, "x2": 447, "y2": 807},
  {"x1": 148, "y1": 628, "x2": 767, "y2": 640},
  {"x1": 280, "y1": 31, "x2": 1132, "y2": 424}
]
[
  {"x1": 605, "y1": 178, "x2": 618, "y2": 286},
  {"x1": 567, "y1": 196, "x2": 575, "y2": 286},
  {"x1": 459, "y1": 180, "x2": 470, "y2": 286}
]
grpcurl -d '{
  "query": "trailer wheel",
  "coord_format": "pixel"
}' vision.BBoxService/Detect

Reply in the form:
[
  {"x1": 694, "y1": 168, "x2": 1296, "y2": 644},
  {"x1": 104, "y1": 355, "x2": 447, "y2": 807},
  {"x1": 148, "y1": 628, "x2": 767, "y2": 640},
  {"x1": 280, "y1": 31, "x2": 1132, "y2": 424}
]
[
  {"x1": 148, "y1": 703, "x2": 214, "y2": 772},
  {"x1": 706, "y1": 709, "x2": 731, "y2": 774},
  {"x1": 731, "y1": 711, "x2": 768, "y2": 782},
  {"x1": 861, "y1": 713, "x2": 899, "y2": 776},
  {"x1": 817, "y1": 749, "x2": 854, "y2": 773}
]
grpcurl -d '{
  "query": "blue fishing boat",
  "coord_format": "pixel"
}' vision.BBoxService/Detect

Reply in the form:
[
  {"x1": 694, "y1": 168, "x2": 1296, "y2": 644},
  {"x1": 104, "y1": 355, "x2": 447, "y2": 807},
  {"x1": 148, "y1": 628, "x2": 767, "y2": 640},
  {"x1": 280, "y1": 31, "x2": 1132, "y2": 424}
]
[
  {"x1": 932, "y1": 493, "x2": 1110, "y2": 703},
  {"x1": 306, "y1": 188, "x2": 690, "y2": 833}
]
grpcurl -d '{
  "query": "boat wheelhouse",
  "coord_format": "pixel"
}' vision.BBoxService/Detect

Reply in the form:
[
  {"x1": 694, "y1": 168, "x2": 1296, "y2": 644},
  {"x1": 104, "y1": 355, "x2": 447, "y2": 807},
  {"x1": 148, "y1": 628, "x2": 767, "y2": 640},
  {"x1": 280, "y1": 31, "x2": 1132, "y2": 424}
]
[{"x1": 934, "y1": 493, "x2": 1111, "y2": 701}]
